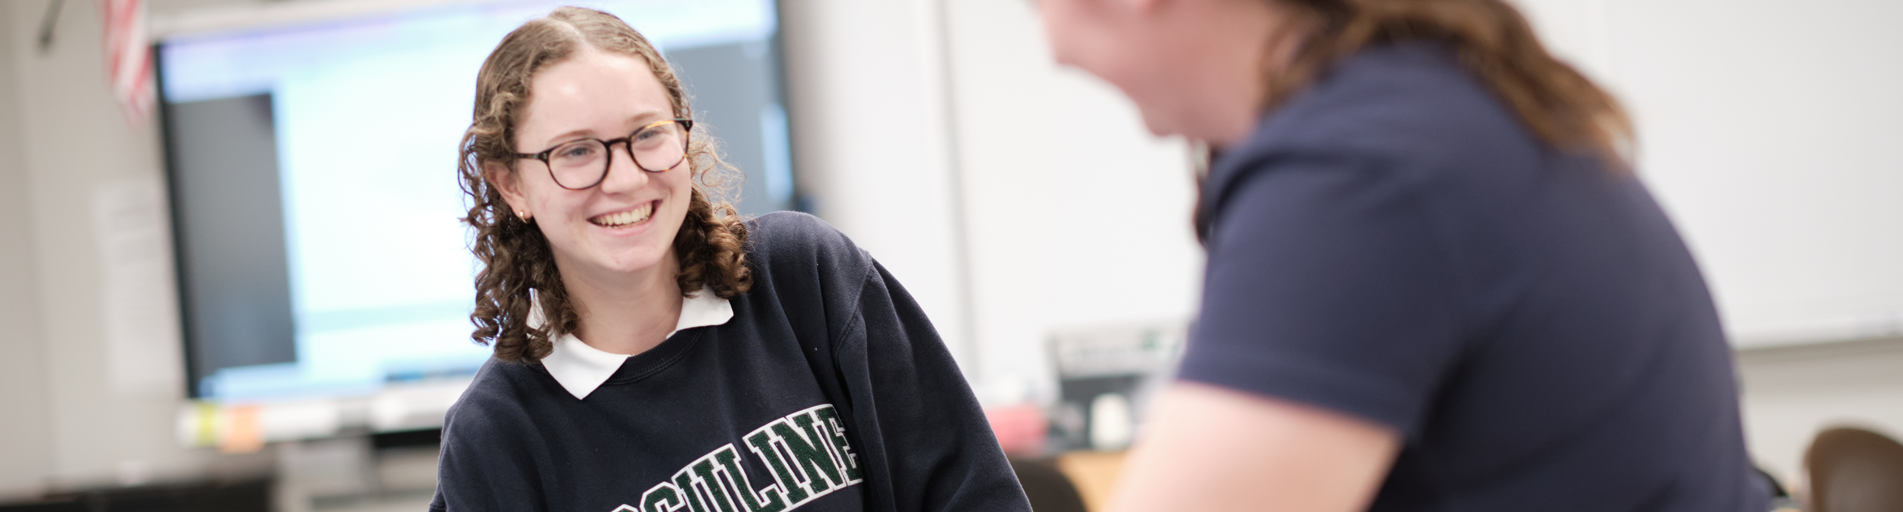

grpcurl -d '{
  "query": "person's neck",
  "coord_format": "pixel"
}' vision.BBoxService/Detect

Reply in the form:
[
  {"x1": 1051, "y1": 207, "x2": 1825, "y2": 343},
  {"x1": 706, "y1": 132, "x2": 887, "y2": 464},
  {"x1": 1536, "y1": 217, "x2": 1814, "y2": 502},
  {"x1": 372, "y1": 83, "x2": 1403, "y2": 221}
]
[{"x1": 560, "y1": 255, "x2": 684, "y2": 356}]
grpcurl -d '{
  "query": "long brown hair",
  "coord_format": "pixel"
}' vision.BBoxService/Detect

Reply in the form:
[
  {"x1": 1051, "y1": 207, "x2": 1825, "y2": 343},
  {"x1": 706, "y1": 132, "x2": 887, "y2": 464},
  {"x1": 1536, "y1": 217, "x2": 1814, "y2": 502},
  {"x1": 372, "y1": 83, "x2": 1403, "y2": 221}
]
[
  {"x1": 457, "y1": 7, "x2": 752, "y2": 363},
  {"x1": 1267, "y1": 0, "x2": 1632, "y2": 165}
]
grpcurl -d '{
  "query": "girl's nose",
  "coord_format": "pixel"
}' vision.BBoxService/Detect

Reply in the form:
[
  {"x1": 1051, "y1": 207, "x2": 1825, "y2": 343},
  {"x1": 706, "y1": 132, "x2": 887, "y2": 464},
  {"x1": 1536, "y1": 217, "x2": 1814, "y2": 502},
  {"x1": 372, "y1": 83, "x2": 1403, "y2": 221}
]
[{"x1": 595, "y1": 142, "x2": 649, "y2": 193}]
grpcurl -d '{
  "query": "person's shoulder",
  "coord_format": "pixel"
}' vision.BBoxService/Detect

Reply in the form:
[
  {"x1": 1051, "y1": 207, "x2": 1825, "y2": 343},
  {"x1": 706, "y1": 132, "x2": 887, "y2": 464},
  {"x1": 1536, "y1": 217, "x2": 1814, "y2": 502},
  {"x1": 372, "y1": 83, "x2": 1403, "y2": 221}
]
[
  {"x1": 442, "y1": 358, "x2": 545, "y2": 441},
  {"x1": 747, "y1": 211, "x2": 844, "y2": 248},
  {"x1": 436, "y1": 359, "x2": 552, "y2": 503},
  {"x1": 1203, "y1": 42, "x2": 1549, "y2": 223},
  {"x1": 745, "y1": 211, "x2": 870, "y2": 275},
  {"x1": 1255, "y1": 42, "x2": 1535, "y2": 162},
  {"x1": 741, "y1": 212, "x2": 878, "y2": 324}
]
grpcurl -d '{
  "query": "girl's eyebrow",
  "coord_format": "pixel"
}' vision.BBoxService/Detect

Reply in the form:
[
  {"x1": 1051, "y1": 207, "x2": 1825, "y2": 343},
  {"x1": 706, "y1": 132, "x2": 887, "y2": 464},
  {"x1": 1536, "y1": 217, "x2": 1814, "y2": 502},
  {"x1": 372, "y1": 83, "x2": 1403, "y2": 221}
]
[
  {"x1": 533, "y1": 109, "x2": 669, "y2": 149},
  {"x1": 627, "y1": 110, "x2": 667, "y2": 125},
  {"x1": 526, "y1": 127, "x2": 597, "y2": 153}
]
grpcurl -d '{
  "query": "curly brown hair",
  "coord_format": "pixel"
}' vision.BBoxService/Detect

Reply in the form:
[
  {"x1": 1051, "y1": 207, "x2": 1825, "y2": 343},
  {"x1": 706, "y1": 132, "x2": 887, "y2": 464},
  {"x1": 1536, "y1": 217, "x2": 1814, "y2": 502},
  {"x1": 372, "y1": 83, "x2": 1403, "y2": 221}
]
[{"x1": 457, "y1": 7, "x2": 752, "y2": 363}]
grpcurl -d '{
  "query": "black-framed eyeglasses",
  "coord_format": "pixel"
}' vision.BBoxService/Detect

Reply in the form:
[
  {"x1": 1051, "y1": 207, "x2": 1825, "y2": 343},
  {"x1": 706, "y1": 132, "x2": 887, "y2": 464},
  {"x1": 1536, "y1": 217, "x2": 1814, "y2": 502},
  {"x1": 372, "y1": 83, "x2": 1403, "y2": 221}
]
[{"x1": 513, "y1": 118, "x2": 694, "y2": 190}]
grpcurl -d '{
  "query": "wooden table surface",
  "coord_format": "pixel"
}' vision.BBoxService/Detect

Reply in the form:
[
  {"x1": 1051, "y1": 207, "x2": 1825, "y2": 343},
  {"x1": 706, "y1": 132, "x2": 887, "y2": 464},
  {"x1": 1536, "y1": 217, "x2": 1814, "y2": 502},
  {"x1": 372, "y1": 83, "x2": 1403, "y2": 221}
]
[{"x1": 1057, "y1": 450, "x2": 1128, "y2": 512}]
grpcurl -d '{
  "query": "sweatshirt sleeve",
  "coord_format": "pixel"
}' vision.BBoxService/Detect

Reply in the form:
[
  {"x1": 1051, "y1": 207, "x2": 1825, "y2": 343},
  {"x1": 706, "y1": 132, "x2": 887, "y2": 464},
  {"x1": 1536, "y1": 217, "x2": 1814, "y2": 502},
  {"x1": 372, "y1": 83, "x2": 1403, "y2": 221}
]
[
  {"x1": 746, "y1": 211, "x2": 1031, "y2": 511},
  {"x1": 837, "y1": 260, "x2": 1033, "y2": 512},
  {"x1": 432, "y1": 386, "x2": 553, "y2": 512}
]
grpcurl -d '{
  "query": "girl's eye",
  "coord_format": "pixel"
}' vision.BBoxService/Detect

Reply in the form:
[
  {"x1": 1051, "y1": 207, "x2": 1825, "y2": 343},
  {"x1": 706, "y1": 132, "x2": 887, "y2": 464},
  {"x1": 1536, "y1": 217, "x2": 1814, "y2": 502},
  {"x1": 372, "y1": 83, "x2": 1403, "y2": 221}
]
[{"x1": 557, "y1": 143, "x2": 598, "y2": 160}]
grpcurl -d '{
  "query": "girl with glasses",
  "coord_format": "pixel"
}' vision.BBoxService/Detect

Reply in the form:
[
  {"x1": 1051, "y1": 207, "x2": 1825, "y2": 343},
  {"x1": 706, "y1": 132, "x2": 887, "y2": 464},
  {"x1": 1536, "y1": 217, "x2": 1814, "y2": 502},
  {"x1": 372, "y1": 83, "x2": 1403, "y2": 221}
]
[{"x1": 433, "y1": 8, "x2": 1030, "y2": 512}]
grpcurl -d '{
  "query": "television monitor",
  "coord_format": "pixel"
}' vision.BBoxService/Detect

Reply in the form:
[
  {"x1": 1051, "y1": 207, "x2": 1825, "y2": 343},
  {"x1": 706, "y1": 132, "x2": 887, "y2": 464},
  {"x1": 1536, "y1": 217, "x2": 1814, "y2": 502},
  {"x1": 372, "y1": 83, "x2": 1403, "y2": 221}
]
[{"x1": 159, "y1": 0, "x2": 794, "y2": 404}]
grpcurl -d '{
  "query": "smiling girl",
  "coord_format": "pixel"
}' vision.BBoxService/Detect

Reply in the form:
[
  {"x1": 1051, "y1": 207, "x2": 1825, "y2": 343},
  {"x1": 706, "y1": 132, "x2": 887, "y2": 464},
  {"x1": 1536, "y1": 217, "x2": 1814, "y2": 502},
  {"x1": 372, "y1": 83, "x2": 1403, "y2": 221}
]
[{"x1": 431, "y1": 8, "x2": 1030, "y2": 512}]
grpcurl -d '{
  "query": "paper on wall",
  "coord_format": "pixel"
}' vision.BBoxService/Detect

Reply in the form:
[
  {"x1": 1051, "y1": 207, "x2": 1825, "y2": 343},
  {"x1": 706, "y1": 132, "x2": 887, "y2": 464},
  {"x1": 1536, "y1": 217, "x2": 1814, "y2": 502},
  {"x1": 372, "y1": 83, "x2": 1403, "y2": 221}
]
[{"x1": 93, "y1": 178, "x2": 185, "y2": 398}]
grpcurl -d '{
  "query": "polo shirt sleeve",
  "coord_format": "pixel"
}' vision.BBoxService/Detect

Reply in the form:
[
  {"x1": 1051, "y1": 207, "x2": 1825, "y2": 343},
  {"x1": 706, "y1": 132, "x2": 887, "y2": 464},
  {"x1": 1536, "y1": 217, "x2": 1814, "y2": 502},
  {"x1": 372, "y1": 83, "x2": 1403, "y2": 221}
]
[{"x1": 1178, "y1": 151, "x2": 1468, "y2": 438}]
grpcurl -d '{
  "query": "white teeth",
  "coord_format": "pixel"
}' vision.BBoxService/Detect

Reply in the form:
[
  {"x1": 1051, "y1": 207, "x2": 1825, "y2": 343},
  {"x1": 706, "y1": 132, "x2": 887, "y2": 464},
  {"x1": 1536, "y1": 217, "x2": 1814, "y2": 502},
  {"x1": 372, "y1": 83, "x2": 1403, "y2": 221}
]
[{"x1": 591, "y1": 203, "x2": 653, "y2": 227}]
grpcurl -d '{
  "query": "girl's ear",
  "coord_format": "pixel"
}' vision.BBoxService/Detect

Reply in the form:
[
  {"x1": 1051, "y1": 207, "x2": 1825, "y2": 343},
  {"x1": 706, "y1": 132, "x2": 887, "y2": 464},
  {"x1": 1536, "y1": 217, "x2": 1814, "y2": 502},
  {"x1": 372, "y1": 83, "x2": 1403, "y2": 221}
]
[{"x1": 486, "y1": 161, "x2": 531, "y2": 220}]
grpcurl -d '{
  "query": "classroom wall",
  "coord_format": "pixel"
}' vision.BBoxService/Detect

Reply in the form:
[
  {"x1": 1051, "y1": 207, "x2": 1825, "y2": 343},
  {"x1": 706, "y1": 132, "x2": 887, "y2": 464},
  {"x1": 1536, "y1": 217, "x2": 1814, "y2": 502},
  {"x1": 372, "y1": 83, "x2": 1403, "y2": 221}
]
[
  {"x1": 0, "y1": 0, "x2": 216, "y2": 494},
  {"x1": 778, "y1": 0, "x2": 1203, "y2": 402},
  {"x1": 938, "y1": 0, "x2": 1201, "y2": 403},
  {"x1": 776, "y1": 0, "x2": 973, "y2": 370},
  {"x1": 0, "y1": 3, "x2": 55, "y2": 501}
]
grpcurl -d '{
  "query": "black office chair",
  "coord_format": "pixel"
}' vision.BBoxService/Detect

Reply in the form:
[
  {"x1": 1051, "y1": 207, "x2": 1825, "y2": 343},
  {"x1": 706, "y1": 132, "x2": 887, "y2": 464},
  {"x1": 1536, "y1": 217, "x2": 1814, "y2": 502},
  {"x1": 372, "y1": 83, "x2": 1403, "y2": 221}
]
[
  {"x1": 1805, "y1": 426, "x2": 1903, "y2": 512},
  {"x1": 1009, "y1": 457, "x2": 1090, "y2": 512}
]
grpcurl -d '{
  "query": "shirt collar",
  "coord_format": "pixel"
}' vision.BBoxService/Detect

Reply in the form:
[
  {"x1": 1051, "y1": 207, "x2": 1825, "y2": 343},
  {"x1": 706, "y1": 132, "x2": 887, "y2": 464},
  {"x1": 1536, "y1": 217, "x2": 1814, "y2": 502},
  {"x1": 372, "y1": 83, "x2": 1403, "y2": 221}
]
[{"x1": 539, "y1": 287, "x2": 733, "y2": 400}]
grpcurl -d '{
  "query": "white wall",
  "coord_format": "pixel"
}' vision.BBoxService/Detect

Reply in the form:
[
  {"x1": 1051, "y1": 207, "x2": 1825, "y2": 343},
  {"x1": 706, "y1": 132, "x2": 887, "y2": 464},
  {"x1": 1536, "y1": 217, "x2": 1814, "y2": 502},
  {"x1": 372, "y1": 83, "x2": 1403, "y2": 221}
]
[
  {"x1": 776, "y1": 0, "x2": 973, "y2": 370},
  {"x1": 779, "y1": 0, "x2": 1202, "y2": 402},
  {"x1": 0, "y1": 0, "x2": 216, "y2": 493},
  {"x1": 0, "y1": 2, "x2": 55, "y2": 501},
  {"x1": 939, "y1": 0, "x2": 1200, "y2": 403}
]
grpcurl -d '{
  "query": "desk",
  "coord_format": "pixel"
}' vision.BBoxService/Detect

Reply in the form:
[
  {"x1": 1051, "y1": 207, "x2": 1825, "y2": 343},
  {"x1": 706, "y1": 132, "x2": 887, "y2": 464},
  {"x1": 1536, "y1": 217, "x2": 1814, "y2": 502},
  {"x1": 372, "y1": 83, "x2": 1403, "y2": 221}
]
[{"x1": 1057, "y1": 450, "x2": 1128, "y2": 511}]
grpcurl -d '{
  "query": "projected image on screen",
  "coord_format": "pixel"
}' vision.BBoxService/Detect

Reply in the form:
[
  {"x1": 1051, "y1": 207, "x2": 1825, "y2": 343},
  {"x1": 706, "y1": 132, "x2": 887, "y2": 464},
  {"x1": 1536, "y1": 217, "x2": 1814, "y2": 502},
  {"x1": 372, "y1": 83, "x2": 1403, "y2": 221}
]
[{"x1": 160, "y1": 0, "x2": 792, "y2": 401}]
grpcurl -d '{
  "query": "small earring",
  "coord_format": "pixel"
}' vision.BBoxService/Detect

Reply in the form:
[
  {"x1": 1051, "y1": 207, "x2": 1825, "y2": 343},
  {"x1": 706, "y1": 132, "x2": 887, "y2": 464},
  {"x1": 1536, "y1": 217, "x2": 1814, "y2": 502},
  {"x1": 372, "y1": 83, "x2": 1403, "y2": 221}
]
[{"x1": 516, "y1": 210, "x2": 530, "y2": 221}]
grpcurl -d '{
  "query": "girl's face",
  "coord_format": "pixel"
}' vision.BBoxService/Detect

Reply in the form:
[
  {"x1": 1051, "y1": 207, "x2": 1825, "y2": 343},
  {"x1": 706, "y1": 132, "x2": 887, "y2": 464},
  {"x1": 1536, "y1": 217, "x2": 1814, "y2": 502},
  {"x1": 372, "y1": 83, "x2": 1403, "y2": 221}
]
[{"x1": 493, "y1": 46, "x2": 694, "y2": 283}]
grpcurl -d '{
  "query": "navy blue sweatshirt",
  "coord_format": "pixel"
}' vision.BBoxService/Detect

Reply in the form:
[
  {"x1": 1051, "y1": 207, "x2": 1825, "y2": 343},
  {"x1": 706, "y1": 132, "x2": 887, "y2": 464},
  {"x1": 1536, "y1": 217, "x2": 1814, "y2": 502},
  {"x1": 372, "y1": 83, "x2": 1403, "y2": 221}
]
[{"x1": 432, "y1": 212, "x2": 1031, "y2": 512}]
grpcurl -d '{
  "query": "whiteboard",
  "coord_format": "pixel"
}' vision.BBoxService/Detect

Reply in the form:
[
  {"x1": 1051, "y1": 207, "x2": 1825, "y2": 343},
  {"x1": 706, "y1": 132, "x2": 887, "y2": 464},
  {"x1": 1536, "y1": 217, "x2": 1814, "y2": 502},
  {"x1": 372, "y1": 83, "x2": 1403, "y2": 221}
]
[{"x1": 1511, "y1": 0, "x2": 1903, "y2": 348}]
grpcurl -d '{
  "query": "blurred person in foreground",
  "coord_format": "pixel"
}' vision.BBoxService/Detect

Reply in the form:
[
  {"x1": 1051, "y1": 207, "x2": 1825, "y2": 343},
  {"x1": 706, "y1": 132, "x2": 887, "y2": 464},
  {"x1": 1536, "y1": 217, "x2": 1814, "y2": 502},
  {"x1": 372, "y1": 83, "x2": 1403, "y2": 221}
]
[
  {"x1": 1035, "y1": 0, "x2": 1766, "y2": 511},
  {"x1": 432, "y1": 7, "x2": 1029, "y2": 511}
]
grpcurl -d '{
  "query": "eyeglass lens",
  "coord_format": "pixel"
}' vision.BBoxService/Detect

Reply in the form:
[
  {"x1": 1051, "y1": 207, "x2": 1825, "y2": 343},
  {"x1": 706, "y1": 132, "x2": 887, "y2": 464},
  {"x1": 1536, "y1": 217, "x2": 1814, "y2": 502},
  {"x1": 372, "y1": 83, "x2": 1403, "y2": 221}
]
[{"x1": 546, "y1": 122, "x2": 688, "y2": 189}]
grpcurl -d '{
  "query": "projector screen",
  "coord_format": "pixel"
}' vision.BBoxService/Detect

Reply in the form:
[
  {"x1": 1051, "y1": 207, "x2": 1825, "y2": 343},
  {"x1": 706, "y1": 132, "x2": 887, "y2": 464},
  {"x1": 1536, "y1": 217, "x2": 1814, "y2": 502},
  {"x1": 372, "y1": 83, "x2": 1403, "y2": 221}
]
[
  {"x1": 1514, "y1": 0, "x2": 1903, "y2": 348},
  {"x1": 160, "y1": 0, "x2": 793, "y2": 400}
]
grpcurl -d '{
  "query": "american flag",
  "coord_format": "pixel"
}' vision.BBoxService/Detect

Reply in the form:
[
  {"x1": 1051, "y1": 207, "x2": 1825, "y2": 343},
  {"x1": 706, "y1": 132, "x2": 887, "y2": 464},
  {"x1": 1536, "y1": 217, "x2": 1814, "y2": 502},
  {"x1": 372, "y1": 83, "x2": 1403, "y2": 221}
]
[{"x1": 102, "y1": 0, "x2": 153, "y2": 124}]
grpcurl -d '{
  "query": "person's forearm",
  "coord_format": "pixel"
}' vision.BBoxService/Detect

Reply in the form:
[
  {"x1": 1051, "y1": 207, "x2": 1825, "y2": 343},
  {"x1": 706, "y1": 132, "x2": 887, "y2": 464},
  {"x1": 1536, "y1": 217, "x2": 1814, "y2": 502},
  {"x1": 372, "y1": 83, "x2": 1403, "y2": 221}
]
[{"x1": 1106, "y1": 383, "x2": 1400, "y2": 512}]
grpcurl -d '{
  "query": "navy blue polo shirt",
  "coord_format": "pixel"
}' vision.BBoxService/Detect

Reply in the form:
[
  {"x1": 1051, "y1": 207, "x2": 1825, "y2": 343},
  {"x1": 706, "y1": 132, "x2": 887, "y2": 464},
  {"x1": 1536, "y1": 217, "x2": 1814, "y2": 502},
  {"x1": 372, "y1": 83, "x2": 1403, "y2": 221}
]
[{"x1": 1177, "y1": 43, "x2": 1764, "y2": 511}]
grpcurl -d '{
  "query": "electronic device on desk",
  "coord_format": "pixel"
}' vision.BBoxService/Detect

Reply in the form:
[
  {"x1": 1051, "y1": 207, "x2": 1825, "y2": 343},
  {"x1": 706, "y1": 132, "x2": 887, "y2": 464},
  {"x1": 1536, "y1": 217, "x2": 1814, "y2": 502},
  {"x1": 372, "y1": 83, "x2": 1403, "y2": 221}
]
[
  {"x1": 157, "y1": 0, "x2": 796, "y2": 454},
  {"x1": 1047, "y1": 320, "x2": 1187, "y2": 452}
]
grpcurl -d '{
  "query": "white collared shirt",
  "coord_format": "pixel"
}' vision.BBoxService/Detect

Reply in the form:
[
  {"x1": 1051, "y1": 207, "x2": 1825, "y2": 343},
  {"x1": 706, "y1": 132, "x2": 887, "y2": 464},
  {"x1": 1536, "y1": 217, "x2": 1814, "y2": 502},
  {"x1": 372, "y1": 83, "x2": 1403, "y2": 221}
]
[{"x1": 539, "y1": 287, "x2": 734, "y2": 400}]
